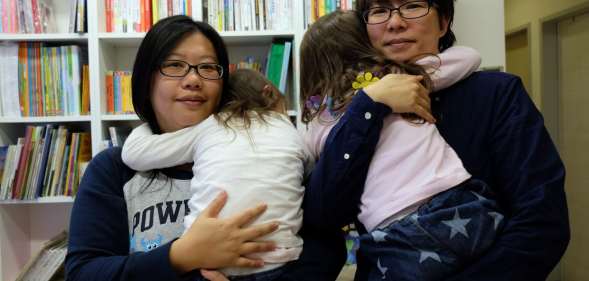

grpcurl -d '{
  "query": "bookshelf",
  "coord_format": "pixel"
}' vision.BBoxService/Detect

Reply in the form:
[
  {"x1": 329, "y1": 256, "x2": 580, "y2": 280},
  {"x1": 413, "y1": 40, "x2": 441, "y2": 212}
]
[{"x1": 0, "y1": 0, "x2": 506, "y2": 279}]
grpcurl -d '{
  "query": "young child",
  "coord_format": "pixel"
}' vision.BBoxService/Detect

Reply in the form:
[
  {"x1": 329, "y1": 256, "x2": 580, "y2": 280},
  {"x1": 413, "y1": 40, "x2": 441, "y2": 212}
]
[
  {"x1": 300, "y1": 10, "x2": 504, "y2": 280},
  {"x1": 122, "y1": 69, "x2": 308, "y2": 279}
]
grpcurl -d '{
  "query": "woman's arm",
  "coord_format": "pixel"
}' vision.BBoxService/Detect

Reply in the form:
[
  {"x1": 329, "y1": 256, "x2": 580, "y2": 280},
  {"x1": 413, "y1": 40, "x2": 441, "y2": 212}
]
[
  {"x1": 65, "y1": 148, "x2": 278, "y2": 281},
  {"x1": 302, "y1": 90, "x2": 390, "y2": 230},
  {"x1": 66, "y1": 148, "x2": 187, "y2": 281},
  {"x1": 444, "y1": 75, "x2": 568, "y2": 280}
]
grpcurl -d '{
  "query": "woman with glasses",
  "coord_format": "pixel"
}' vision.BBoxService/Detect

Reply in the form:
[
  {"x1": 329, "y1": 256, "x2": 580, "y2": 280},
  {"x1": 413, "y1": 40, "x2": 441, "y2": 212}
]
[
  {"x1": 66, "y1": 16, "x2": 306, "y2": 281},
  {"x1": 121, "y1": 63, "x2": 309, "y2": 280},
  {"x1": 300, "y1": 9, "x2": 500, "y2": 281},
  {"x1": 348, "y1": 0, "x2": 567, "y2": 280}
]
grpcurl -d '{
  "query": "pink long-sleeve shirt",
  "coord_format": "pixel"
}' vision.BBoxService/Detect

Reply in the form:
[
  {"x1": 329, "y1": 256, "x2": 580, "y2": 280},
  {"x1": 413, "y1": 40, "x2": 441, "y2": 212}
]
[{"x1": 304, "y1": 46, "x2": 481, "y2": 231}]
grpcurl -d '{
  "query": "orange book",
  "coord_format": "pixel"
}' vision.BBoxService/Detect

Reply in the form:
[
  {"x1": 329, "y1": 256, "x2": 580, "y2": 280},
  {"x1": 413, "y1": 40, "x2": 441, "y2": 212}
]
[
  {"x1": 81, "y1": 65, "x2": 90, "y2": 114},
  {"x1": 105, "y1": 71, "x2": 114, "y2": 114},
  {"x1": 18, "y1": 43, "x2": 29, "y2": 116},
  {"x1": 75, "y1": 132, "x2": 92, "y2": 195}
]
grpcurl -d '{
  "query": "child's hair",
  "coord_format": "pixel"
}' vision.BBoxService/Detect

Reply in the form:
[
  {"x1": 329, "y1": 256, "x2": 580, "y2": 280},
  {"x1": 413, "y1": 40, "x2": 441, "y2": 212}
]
[
  {"x1": 216, "y1": 68, "x2": 285, "y2": 129},
  {"x1": 300, "y1": 10, "x2": 432, "y2": 124}
]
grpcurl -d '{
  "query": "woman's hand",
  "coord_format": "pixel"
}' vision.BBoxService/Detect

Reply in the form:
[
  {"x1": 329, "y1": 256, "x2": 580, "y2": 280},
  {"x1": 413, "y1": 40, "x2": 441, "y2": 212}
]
[
  {"x1": 169, "y1": 191, "x2": 278, "y2": 273},
  {"x1": 363, "y1": 74, "x2": 436, "y2": 123}
]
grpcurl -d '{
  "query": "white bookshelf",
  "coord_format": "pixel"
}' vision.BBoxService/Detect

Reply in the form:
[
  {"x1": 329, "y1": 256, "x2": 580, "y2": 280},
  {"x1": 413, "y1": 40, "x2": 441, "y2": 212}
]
[{"x1": 0, "y1": 0, "x2": 506, "y2": 279}]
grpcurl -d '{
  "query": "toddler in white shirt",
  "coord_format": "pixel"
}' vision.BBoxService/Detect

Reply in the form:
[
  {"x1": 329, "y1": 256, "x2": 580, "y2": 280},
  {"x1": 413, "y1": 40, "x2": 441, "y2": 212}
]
[{"x1": 122, "y1": 69, "x2": 308, "y2": 277}]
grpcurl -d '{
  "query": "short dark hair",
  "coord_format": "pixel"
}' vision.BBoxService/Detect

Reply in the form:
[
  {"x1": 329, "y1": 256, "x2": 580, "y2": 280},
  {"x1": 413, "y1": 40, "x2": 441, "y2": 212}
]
[
  {"x1": 132, "y1": 15, "x2": 230, "y2": 134},
  {"x1": 355, "y1": 0, "x2": 456, "y2": 52}
]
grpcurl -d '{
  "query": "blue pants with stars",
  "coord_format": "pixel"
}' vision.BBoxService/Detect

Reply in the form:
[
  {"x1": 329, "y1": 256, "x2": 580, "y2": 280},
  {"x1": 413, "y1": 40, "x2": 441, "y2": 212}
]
[{"x1": 355, "y1": 178, "x2": 504, "y2": 281}]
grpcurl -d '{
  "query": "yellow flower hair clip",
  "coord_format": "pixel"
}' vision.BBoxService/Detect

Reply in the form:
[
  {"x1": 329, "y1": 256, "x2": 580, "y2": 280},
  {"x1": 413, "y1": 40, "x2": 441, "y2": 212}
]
[{"x1": 352, "y1": 72, "x2": 380, "y2": 90}]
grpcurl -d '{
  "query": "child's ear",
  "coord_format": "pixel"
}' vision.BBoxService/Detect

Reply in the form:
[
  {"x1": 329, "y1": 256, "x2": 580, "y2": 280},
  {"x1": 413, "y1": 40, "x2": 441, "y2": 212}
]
[{"x1": 262, "y1": 84, "x2": 277, "y2": 99}]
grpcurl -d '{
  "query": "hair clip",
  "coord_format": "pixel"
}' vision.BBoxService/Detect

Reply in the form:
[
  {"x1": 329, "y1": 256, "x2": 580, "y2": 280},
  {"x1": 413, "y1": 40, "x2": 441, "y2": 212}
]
[
  {"x1": 352, "y1": 72, "x2": 380, "y2": 90},
  {"x1": 305, "y1": 95, "x2": 322, "y2": 112}
]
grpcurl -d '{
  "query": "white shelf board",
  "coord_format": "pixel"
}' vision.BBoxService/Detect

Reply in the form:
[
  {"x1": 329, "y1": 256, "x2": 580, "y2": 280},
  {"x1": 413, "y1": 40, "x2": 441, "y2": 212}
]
[
  {"x1": 98, "y1": 32, "x2": 146, "y2": 47},
  {"x1": 0, "y1": 116, "x2": 91, "y2": 123},
  {"x1": 0, "y1": 33, "x2": 88, "y2": 42},
  {"x1": 220, "y1": 31, "x2": 295, "y2": 44},
  {"x1": 0, "y1": 196, "x2": 74, "y2": 205},
  {"x1": 101, "y1": 114, "x2": 140, "y2": 121},
  {"x1": 97, "y1": 31, "x2": 296, "y2": 47}
]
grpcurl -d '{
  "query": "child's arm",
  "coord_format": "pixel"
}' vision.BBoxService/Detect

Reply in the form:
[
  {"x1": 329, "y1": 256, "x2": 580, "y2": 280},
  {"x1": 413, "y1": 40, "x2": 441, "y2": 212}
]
[
  {"x1": 417, "y1": 46, "x2": 481, "y2": 91},
  {"x1": 303, "y1": 90, "x2": 391, "y2": 230},
  {"x1": 121, "y1": 122, "x2": 201, "y2": 171}
]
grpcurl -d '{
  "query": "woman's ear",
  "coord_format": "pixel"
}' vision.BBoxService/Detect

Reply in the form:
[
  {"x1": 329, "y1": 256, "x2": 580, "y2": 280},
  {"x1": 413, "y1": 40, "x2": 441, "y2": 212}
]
[{"x1": 439, "y1": 16, "x2": 449, "y2": 38}]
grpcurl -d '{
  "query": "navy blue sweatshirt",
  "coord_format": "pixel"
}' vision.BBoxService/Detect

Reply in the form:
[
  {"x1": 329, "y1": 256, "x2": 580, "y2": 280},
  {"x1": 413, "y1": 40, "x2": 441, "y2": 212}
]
[{"x1": 302, "y1": 71, "x2": 569, "y2": 281}]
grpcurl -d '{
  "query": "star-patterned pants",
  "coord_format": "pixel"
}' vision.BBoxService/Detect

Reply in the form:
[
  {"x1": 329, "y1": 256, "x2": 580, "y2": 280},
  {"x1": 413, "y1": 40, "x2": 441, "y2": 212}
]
[{"x1": 355, "y1": 178, "x2": 504, "y2": 281}]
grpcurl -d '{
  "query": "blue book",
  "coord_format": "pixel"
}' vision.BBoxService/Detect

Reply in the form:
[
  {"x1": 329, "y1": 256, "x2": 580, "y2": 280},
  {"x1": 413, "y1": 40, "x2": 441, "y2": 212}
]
[
  {"x1": 0, "y1": 146, "x2": 8, "y2": 183},
  {"x1": 35, "y1": 124, "x2": 54, "y2": 198}
]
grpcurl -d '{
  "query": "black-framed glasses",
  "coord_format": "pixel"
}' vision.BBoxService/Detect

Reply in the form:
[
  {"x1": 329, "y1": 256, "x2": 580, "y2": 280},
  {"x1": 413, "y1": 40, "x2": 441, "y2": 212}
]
[
  {"x1": 159, "y1": 60, "x2": 224, "y2": 80},
  {"x1": 363, "y1": 1, "x2": 432, "y2": 24}
]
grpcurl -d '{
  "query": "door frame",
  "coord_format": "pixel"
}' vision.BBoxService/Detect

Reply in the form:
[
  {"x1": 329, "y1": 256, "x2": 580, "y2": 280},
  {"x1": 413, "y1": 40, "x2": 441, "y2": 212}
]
[
  {"x1": 541, "y1": 3, "x2": 589, "y2": 280},
  {"x1": 540, "y1": 1, "x2": 589, "y2": 148},
  {"x1": 505, "y1": 23, "x2": 532, "y2": 93}
]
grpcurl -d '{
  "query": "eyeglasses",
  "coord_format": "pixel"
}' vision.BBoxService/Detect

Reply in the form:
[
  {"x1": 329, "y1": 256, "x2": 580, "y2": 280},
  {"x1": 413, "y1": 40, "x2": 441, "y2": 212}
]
[
  {"x1": 363, "y1": 1, "x2": 432, "y2": 24},
  {"x1": 159, "y1": 60, "x2": 224, "y2": 80}
]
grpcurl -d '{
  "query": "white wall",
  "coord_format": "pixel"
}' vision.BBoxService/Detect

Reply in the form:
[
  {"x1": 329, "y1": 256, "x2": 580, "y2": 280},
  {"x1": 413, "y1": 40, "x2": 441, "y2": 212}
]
[{"x1": 454, "y1": 0, "x2": 506, "y2": 70}]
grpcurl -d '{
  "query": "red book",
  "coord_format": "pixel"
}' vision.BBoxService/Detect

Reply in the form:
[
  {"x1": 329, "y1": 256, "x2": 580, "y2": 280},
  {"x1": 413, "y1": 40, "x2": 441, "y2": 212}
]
[
  {"x1": 145, "y1": 0, "x2": 152, "y2": 30},
  {"x1": 13, "y1": 126, "x2": 34, "y2": 199},
  {"x1": 105, "y1": 0, "x2": 113, "y2": 32}
]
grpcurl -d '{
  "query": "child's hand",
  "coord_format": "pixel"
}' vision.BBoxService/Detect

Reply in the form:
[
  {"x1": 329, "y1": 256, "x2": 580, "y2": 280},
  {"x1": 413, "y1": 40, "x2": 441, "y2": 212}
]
[
  {"x1": 201, "y1": 269, "x2": 229, "y2": 281},
  {"x1": 363, "y1": 74, "x2": 436, "y2": 123}
]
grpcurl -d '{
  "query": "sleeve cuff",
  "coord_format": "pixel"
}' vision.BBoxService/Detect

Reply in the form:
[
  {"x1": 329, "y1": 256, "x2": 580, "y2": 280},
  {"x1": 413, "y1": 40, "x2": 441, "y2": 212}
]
[
  {"x1": 346, "y1": 89, "x2": 392, "y2": 120},
  {"x1": 131, "y1": 241, "x2": 195, "y2": 281}
]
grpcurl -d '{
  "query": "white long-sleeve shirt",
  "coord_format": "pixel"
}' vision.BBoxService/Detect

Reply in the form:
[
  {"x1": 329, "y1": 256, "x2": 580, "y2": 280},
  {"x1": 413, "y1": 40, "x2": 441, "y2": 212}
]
[{"x1": 122, "y1": 112, "x2": 308, "y2": 276}]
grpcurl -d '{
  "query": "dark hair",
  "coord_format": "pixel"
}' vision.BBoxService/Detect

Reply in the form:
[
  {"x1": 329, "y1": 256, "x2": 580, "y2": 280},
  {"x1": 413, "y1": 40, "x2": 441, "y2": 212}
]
[
  {"x1": 300, "y1": 10, "x2": 431, "y2": 124},
  {"x1": 355, "y1": 0, "x2": 456, "y2": 52},
  {"x1": 132, "y1": 15, "x2": 230, "y2": 134},
  {"x1": 217, "y1": 68, "x2": 285, "y2": 129}
]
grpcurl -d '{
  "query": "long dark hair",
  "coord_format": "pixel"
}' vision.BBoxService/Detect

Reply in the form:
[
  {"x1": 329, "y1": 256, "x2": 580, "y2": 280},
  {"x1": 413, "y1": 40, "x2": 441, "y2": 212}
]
[
  {"x1": 216, "y1": 68, "x2": 285, "y2": 129},
  {"x1": 355, "y1": 0, "x2": 456, "y2": 52},
  {"x1": 300, "y1": 10, "x2": 431, "y2": 124},
  {"x1": 131, "y1": 15, "x2": 230, "y2": 134}
]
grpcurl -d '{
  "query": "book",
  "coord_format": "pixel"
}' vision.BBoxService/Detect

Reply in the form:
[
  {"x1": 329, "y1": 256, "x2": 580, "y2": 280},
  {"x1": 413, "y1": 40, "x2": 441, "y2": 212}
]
[
  {"x1": 0, "y1": 146, "x2": 8, "y2": 183},
  {"x1": 15, "y1": 231, "x2": 68, "y2": 281},
  {"x1": 278, "y1": 40, "x2": 291, "y2": 94}
]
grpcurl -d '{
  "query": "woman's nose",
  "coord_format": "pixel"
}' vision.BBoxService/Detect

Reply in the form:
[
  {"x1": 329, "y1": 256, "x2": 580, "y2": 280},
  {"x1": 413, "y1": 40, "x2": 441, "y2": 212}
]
[
  {"x1": 386, "y1": 12, "x2": 408, "y2": 31},
  {"x1": 181, "y1": 68, "x2": 203, "y2": 90}
]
